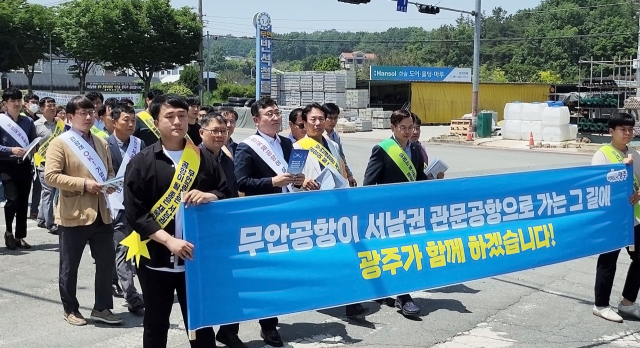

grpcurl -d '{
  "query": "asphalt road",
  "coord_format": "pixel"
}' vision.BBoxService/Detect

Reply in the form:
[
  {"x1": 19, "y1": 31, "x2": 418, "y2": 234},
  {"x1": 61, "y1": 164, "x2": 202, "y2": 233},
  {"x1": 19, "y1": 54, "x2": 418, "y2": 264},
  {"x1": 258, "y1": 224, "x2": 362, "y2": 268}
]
[{"x1": 1, "y1": 127, "x2": 638, "y2": 348}]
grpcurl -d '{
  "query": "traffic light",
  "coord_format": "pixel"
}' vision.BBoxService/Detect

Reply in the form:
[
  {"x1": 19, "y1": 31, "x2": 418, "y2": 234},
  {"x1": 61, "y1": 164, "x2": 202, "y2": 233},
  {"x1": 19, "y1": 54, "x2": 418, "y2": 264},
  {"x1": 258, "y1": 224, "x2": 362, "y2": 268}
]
[
  {"x1": 337, "y1": 0, "x2": 371, "y2": 4},
  {"x1": 418, "y1": 5, "x2": 440, "y2": 14}
]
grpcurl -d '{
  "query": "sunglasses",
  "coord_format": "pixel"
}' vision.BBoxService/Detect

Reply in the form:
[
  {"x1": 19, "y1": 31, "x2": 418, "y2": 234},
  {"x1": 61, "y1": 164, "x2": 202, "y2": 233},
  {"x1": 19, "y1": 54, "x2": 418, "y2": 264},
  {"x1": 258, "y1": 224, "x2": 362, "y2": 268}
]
[{"x1": 294, "y1": 123, "x2": 305, "y2": 130}]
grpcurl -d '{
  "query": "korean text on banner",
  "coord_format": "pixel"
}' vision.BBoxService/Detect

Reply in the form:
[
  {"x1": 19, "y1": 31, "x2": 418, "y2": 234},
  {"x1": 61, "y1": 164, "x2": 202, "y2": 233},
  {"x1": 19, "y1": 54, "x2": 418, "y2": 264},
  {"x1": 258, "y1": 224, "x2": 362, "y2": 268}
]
[{"x1": 182, "y1": 164, "x2": 634, "y2": 330}]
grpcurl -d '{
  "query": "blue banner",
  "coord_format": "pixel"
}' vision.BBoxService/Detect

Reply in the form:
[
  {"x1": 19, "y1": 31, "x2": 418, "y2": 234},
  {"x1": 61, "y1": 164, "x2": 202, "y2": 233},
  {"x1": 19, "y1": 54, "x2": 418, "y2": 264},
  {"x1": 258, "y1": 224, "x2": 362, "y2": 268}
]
[
  {"x1": 370, "y1": 65, "x2": 472, "y2": 82},
  {"x1": 183, "y1": 164, "x2": 634, "y2": 330}
]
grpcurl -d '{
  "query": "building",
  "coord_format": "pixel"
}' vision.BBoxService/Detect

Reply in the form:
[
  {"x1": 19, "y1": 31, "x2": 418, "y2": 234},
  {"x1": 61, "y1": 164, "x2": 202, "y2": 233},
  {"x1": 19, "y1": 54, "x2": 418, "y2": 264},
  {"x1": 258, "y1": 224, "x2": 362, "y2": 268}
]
[
  {"x1": 1, "y1": 72, "x2": 160, "y2": 94},
  {"x1": 339, "y1": 51, "x2": 377, "y2": 70}
]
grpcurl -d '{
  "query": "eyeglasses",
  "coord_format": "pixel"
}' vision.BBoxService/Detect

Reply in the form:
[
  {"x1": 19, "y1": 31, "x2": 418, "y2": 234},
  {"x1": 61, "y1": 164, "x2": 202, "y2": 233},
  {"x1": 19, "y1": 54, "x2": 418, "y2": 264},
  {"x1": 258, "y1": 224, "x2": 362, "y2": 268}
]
[
  {"x1": 262, "y1": 110, "x2": 282, "y2": 118},
  {"x1": 397, "y1": 125, "x2": 417, "y2": 132},
  {"x1": 293, "y1": 123, "x2": 305, "y2": 130},
  {"x1": 203, "y1": 128, "x2": 229, "y2": 136},
  {"x1": 76, "y1": 110, "x2": 96, "y2": 117}
]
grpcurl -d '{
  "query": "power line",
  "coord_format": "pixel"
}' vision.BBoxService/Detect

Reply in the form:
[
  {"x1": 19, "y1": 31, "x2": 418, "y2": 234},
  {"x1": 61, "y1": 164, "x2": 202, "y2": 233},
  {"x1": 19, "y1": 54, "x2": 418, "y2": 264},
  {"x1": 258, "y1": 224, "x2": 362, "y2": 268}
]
[
  {"x1": 203, "y1": 14, "x2": 458, "y2": 22},
  {"x1": 205, "y1": 31, "x2": 636, "y2": 44}
]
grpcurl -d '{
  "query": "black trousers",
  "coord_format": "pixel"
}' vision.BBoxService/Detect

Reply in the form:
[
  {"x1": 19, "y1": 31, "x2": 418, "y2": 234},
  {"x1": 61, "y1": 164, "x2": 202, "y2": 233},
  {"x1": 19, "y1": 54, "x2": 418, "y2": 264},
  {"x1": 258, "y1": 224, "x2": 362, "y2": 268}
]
[
  {"x1": 594, "y1": 225, "x2": 640, "y2": 307},
  {"x1": 30, "y1": 167, "x2": 41, "y2": 214},
  {"x1": 59, "y1": 214, "x2": 115, "y2": 314},
  {"x1": 137, "y1": 266, "x2": 216, "y2": 348},
  {"x1": 0, "y1": 161, "x2": 32, "y2": 238}
]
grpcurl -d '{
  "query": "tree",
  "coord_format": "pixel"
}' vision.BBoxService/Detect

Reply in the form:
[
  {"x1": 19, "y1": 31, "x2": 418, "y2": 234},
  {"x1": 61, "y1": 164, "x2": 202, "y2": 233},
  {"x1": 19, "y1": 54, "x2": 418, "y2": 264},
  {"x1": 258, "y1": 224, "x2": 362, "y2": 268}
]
[
  {"x1": 0, "y1": 1, "x2": 59, "y2": 91},
  {"x1": 313, "y1": 56, "x2": 341, "y2": 71},
  {"x1": 179, "y1": 65, "x2": 199, "y2": 95},
  {"x1": 0, "y1": 0, "x2": 22, "y2": 73},
  {"x1": 217, "y1": 69, "x2": 246, "y2": 85},
  {"x1": 533, "y1": 70, "x2": 563, "y2": 84},
  {"x1": 56, "y1": 0, "x2": 104, "y2": 93},
  {"x1": 98, "y1": 0, "x2": 202, "y2": 93}
]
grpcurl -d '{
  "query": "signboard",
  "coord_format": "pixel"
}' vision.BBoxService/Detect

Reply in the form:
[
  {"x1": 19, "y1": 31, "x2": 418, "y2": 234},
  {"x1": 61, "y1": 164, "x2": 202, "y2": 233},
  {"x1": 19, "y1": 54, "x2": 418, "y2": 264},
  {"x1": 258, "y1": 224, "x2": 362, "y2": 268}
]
[
  {"x1": 33, "y1": 90, "x2": 142, "y2": 106},
  {"x1": 182, "y1": 163, "x2": 634, "y2": 329},
  {"x1": 370, "y1": 66, "x2": 472, "y2": 82},
  {"x1": 397, "y1": 0, "x2": 408, "y2": 12},
  {"x1": 254, "y1": 12, "x2": 272, "y2": 100},
  {"x1": 85, "y1": 81, "x2": 144, "y2": 93}
]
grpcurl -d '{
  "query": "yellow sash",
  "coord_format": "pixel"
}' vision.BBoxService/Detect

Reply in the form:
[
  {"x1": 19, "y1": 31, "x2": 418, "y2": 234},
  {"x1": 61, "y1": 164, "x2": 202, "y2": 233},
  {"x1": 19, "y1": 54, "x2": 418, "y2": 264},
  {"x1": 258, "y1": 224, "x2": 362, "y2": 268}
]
[
  {"x1": 137, "y1": 110, "x2": 161, "y2": 139},
  {"x1": 34, "y1": 120, "x2": 65, "y2": 167},
  {"x1": 121, "y1": 140, "x2": 201, "y2": 263},
  {"x1": 600, "y1": 145, "x2": 640, "y2": 219},
  {"x1": 379, "y1": 138, "x2": 417, "y2": 182},
  {"x1": 90, "y1": 125, "x2": 109, "y2": 139},
  {"x1": 297, "y1": 137, "x2": 340, "y2": 171}
]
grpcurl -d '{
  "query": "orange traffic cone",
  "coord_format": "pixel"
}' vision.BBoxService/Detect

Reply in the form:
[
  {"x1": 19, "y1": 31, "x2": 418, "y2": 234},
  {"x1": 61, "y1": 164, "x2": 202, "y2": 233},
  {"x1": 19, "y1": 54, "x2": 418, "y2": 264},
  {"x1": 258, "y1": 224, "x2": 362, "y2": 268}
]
[
  {"x1": 466, "y1": 125, "x2": 473, "y2": 141},
  {"x1": 528, "y1": 131, "x2": 534, "y2": 147}
]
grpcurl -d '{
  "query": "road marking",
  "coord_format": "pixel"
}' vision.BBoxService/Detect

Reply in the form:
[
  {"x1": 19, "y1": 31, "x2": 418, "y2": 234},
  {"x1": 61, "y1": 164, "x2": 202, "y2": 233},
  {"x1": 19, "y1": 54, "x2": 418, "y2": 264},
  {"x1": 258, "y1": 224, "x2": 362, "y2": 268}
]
[{"x1": 596, "y1": 331, "x2": 640, "y2": 347}]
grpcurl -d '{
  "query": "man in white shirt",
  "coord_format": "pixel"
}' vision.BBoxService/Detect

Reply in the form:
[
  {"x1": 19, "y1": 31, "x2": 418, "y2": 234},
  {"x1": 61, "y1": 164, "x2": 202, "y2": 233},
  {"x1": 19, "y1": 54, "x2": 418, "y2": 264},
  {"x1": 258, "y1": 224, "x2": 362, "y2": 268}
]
[{"x1": 591, "y1": 112, "x2": 640, "y2": 323}]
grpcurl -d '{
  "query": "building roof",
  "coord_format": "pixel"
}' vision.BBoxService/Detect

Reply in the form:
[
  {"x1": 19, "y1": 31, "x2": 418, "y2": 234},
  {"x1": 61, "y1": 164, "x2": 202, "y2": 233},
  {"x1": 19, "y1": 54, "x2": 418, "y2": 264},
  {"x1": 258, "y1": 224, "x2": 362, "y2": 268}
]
[
  {"x1": 340, "y1": 51, "x2": 377, "y2": 60},
  {"x1": 1, "y1": 73, "x2": 161, "y2": 91}
]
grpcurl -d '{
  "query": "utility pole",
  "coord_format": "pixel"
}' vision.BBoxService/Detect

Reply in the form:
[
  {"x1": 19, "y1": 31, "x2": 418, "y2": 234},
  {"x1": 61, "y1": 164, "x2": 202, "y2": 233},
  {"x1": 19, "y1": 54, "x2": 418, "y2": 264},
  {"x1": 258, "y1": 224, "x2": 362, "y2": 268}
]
[
  {"x1": 206, "y1": 30, "x2": 210, "y2": 93},
  {"x1": 471, "y1": 0, "x2": 481, "y2": 134},
  {"x1": 198, "y1": 0, "x2": 204, "y2": 102},
  {"x1": 49, "y1": 34, "x2": 53, "y2": 92}
]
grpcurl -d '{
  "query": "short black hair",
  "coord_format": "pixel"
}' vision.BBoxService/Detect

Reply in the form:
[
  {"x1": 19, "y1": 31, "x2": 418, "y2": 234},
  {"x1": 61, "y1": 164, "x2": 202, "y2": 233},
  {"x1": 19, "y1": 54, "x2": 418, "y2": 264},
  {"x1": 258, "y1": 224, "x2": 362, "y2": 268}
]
[
  {"x1": 390, "y1": 109, "x2": 415, "y2": 126},
  {"x1": 2, "y1": 87, "x2": 22, "y2": 101},
  {"x1": 24, "y1": 93, "x2": 39, "y2": 102},
  {"x1": 39, "y1": 97, "x2": 56, "y2": 107},
  {"x1": 66, "y1": 96, "x2": 94, "y2": 115},
  {"x1": 112, "y1": 104, "x2": 136, "y2": 121},
  {"x1": 412, "y1": 113, "x2": 422, "y2": 126},
  {"x1": 98, "y1": 105, "x2": 107, "y2": 117},
  {"x1": 104, "y1": 97, "x2": 119, "y2": 109},
  {"x1": 149, "y1": 94, "x2": 188, "y2": 120},
  {"x1": 200, "y1": 112, "x2": 227, "y2": 128},
  {"x1": 323, "y1": 103, "x2": 340, "y2": 116},
  {"x1": 609, "y1": 112, "x2": 635, "y2": 130},
  {"x1": 85, "y1": 92, "x2": 104, "y2": 103},
  {"x1": 219, "y1": 107, "x2": 239, "y2": 121},
  {"x1": 119, "y1": 98, "x2": 134, "y2": 106},
  {"x1": 146, "y1": 89, "x2": 163, "y2": 100},
  {"x1": 251, "y1": 97, "x2": 278, "y2": 117},
  {"x1": 301, "y1": 103, "x2": 328, "y2": 122},
  {"x1": 289, "y1": 108, "x2": 303, "y2": 123},
  {"x1": 186, "y1": 96, "x2": 200, "y2": 107},
  {"x1": 200, "y1": 106, "x2": 213, "y2": 113}
]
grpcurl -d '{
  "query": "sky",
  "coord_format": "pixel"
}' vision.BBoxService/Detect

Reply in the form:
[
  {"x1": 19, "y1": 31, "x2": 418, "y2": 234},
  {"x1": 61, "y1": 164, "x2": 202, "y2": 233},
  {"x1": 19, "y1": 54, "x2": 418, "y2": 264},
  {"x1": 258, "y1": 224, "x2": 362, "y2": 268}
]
[{"x1": 33, "y1": 0, "x2": 540, "y2": 36}]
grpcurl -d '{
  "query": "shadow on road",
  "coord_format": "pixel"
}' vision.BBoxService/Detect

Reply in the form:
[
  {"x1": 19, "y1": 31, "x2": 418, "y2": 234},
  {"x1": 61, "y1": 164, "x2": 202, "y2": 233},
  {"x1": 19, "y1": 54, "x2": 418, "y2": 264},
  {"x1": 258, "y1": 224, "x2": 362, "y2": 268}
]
[
  {"x1": 317, "y1": 302, "x2": 381, "y2": 329},
  {"x1": 425, "y1": 284, "x2": 480, "y2": 294},
  {"x1": 0, "y1": 243, "x2": 59, "y2": 255},
  {"x1": 413, "y1": 298, "x2": 472, "y2": 317},
  {"x1": 243, "y1": 321, "x2": 363, "y2": 348}
]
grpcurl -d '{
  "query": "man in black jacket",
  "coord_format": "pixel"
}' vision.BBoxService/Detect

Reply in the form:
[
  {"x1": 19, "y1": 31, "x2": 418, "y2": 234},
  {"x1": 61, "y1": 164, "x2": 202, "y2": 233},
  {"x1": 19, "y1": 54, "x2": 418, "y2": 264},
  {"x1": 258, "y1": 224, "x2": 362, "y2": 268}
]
[
  {"x1": 124, "y1": 94, "x2": 228, "y2": 348},
  {"x1": 363, "y1": 109, "x2": 428, "y2": 317},
  {"x1": 233, "y1": 97, "x2": 304, "y2": 347}
]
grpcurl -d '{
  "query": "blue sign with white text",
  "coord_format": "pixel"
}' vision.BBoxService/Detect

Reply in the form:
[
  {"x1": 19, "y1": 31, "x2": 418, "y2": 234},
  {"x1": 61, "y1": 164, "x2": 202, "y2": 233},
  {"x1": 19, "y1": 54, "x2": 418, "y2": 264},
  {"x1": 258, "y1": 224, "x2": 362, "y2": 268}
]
[
  {"x1": 254, "y1": 12, "x2": 272, "y2": 99},
  {"x1": 370, "y1": 65, "x2": 472, "y2": 82},
  {"x1": 397, "y1": 0, "x2": 408, "y2": 12},
  {"x1": 183, "y1": 164, "x2": 634, "y2": 330}
]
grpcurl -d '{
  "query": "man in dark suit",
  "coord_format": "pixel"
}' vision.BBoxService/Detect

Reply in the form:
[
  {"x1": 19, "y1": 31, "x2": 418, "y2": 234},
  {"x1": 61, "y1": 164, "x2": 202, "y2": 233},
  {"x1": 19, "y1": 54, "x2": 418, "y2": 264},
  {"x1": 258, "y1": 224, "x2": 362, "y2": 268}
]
[
  {"x1": 220, "y1": 107, "x2": 239, "y2": 157},
  {"x1": 106, "y1": 104, "x2": 145, "y2": 312},
  {"x1": 363, "y1": 109, "x2": 428, "y2": 317},
  {"x1": 234, "y1": 97, "x2": 305, "y2": 347}
]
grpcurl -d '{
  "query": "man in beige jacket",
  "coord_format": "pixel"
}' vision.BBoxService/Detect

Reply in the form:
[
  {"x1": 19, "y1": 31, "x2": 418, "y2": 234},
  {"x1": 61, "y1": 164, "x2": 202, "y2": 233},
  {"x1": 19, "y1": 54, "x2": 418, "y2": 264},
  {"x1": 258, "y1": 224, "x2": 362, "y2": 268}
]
[{"x1": 45, "y1": 96, "x2": 122, "y2": 327}]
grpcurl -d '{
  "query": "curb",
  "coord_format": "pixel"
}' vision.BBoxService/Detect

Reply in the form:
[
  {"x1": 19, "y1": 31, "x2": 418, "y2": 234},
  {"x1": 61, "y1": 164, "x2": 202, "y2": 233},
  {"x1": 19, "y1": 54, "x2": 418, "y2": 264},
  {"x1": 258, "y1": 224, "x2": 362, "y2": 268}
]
[{"x1": 427, "y1": 137, "x2": 599, "y2": 156}]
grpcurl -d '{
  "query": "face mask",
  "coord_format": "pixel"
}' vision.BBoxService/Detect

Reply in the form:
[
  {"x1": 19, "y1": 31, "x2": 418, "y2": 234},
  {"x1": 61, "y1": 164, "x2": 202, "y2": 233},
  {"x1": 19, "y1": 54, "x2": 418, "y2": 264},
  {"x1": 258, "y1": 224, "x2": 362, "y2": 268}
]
[{"x1": 29, "y1": 104, "x2": 39, "y2": 114}]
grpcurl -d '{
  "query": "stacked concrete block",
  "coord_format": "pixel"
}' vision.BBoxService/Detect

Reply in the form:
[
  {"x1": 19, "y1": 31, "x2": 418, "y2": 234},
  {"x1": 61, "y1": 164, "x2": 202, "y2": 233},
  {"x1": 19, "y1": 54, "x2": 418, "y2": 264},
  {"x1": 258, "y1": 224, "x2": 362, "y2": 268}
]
[
  {"x1": 372, "y1": 110, "x2": 392, "y2": 129},
  {"x1": 346, "y1": 89, "x2": 369, "y2": 109}
]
